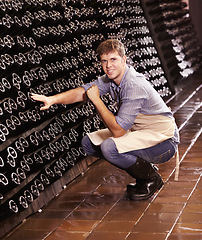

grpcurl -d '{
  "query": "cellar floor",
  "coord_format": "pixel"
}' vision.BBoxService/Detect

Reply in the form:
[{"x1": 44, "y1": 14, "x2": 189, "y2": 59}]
[{"x1": 1, "y1": 70, "x2": 202, "y2": 240}]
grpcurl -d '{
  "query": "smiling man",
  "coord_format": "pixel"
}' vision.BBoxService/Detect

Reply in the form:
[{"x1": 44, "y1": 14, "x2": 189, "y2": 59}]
[{"x1": 31, "y1": 39, "x2": 180, "y2": 201}]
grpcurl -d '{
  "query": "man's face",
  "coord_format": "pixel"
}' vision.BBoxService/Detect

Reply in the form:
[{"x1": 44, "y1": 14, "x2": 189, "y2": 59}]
[{"x1": 100, "y1": 51, "x2": 126, "y2": 85}]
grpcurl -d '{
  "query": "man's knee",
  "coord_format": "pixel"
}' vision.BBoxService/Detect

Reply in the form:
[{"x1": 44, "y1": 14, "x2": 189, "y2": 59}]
[
  {"x1": 81, "y1": 135, "x2": 103, "y2": 158},
  {"x1": 81, "y1": 135, "x2": 92, "y2": 155},
  {"x1": 81, "y1": 135, "x2": 87, "y2": 148},
  {"x1": 100, "y1": 138, "x2": 117, "y2": 159}
]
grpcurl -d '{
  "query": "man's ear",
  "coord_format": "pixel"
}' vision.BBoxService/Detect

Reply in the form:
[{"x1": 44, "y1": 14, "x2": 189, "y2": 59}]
[{"x1": 122, "y1": 55, "x2": 127, "y2": 64}]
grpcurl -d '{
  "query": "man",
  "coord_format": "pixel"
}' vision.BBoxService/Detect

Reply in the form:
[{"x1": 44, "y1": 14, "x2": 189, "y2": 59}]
[{"x1": 31, "y1": 39, "x2": 180, "y2": 201}]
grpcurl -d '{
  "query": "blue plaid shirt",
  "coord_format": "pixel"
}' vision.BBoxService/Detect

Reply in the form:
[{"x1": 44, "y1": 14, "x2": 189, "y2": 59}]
[{"x1": 82, "y1": 65, "x2": 180, "y2": 143}]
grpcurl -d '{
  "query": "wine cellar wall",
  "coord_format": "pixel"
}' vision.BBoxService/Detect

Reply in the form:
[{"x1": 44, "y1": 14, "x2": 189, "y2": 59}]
[{"x1": 0, "y1": 0, "x2": 201, "y2": 237}]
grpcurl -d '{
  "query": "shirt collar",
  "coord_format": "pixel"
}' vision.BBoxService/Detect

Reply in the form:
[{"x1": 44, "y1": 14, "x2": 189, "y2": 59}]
[
  {"x1": 110, "y1": 64, "x2": 129, "y2": 90},
  {"x1": 119, "y1": 64, "x2": 129, "y2": 88}
]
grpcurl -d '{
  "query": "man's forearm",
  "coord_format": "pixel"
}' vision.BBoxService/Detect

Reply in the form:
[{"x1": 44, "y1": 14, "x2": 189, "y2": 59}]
[
  {"x1": 93, "y1": 98, "x2": 126, "y2": 138},
  {"x1": 51, "y1": 87, "x2": 87, "y2": 105}
]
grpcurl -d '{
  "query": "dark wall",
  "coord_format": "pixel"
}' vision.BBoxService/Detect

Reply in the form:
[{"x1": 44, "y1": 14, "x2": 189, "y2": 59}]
[{"x1": 189, "y1": 0, "x2": 202, "y2": 47}]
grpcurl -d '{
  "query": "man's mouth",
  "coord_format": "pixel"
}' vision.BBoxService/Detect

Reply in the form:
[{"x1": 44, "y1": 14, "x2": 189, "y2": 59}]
[{"x1": 107, "y1": 69, "x2": 114, "y2": 74}]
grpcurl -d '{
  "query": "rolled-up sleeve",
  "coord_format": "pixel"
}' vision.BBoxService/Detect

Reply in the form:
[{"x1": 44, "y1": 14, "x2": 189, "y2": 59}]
[{"x1": 81, "y1": 75, "x2": 110, "y2": 96}]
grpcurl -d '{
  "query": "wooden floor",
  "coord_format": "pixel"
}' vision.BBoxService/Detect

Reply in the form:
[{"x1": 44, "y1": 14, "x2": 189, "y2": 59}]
[{"x1": 1, "y1": 70, "x2": 202, "y2": 240}]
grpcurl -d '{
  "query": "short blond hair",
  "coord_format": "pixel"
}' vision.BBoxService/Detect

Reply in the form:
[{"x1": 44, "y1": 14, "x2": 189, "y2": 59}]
[{"x1": 96, "y1": 39, "x2": 125, "y2": 58}]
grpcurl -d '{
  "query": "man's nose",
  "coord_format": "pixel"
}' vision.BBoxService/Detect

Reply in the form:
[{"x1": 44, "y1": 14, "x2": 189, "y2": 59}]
[{"x1": 106, "y1": 61, "x2": 111, "y2": 68}]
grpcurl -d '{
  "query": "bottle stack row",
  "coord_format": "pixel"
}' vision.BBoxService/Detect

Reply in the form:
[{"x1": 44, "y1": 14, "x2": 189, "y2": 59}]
[
  {"x1": 142, "y1": 0, "x2": 201, "y2": 85},
  {"x1": 0, "y1": 0, "x2": 201, "y2": 237}
]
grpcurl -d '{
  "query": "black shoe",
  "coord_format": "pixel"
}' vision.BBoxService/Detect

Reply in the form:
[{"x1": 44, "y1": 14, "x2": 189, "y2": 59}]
[
  {"x1": 125, "y1": 158, "x2": 164, "y2": 201},
  {"x1": 126, "y1": 175, "x2": 164, "y2": 201}
]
